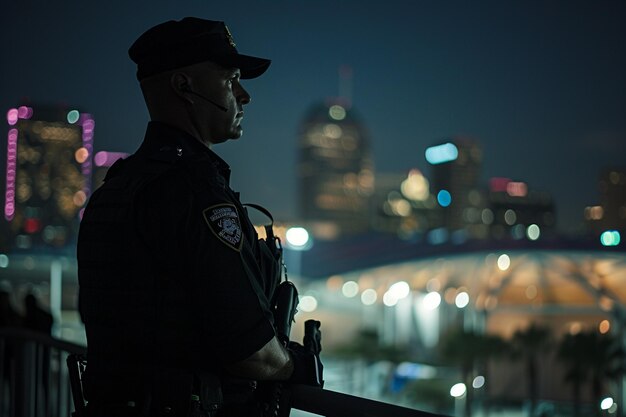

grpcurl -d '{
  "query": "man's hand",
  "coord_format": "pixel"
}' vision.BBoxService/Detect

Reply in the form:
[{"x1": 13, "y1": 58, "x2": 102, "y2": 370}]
[
  {"x1": 225, "y1": 336, "x2": 293, "y2": 380},
  {"x1": 287, "y1": 342, "x2": 323, "y2": 387}
]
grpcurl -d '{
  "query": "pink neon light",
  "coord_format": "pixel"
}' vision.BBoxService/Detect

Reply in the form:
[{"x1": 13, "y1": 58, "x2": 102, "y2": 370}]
[
  {"x1": 7, "y1": 109, "x2": 18, "y2": 126},
  {"x1": 79, "y1": 114, "x2": 95, "y2": 203},
  {"x1": 507, "y1": 182, "x2": 528, "y2": 197},
  {"x1": 5, "y1": 128, "x2": 18, "y2": 220},
  {"x1": 17, "y1": 106, "x2": 33, "y2": 119},
  {"x1": 94, "y1": 151, "x2": 128, "y2": 167}
]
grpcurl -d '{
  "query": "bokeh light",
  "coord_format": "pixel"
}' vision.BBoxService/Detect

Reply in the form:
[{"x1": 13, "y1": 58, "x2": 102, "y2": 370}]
[
  {"x1": 383, "y1": 291, "x2": 399, "y2": 307},
  {"x1": 328, "y1": 105, "x2": 346, "y2": 121},
  {"x1": 450, "y1": 383, "x2": 466, "y2": 398},
  {"x1": 527, "y1": 224, "x2": 541, "y2": 240},
  {"x1": 17, "y1": 106, "x2": 33, "y2": 119},
  {"x1": 361, "y1": 289, "x2": 377, "y2": 305},
  {"x1": 481, "y1": 208, "x2": 494, "y2": 224},
  {"x1": 497, "y1": 254, "x2": 511, "y2": 271},
  {"x1": 7, "y1": 108, "x2": 18, "y2": 125},
  {"x1": 472, "y1": 376, "x2": 485, "y2": 389},
  {"x1": 600, "y1": 230, "x2": 621, "y2": 247},
  {"x1": 437, "y1": 190, "x2": 452, "y2": 207},
  {"x1": 286, "y1": 227, "x2": 310, "y2": 248},
  {"x1": 425, "y1": 143, "x2": 458, "y2": 165},
  {"x1": 504, "y1": 209, "x2": 517, "y2": 225},
  {"x1": 342, "y1": 281, "x2": 359, "y2": 298},
  {"x1": 455, "y1": 291, "x2": 469, "y2": 308},
  {"x1": 67, "y1": 110, "x2": 80, "y2": 124},
  {"x1": 599, "y1": 319, "x2": 610, "y2": 334},
  {"x1": 299, "y1": 295, "x2": 318, "y2": 312},
  {"x1": 75, "y1": 147, "x2": 89, "y2": 164},
  {"x1": 73, "y1": 191, "x2": 87, "y2": 207},
  {"x1": 525, "y1": 285, "x2": 538, "y2": 299},
  {"x1": 601, "y1": 397, "x2": 614, "y2": 411},
  {"x1": 400, "y1": 169, "x2": 429, "y2": 201},
  {"x1": 423, "y1": 292, "x2": 441, "y2": 310},
  {"x1": 388, "y1": 281, "x2": 410, "y2": 300},
  {"x1": 0, "y1": 254, "x2": 8, "y2": 268}
]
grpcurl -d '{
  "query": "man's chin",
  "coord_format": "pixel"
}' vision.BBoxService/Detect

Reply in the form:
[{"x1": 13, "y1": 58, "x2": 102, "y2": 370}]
[{"x1": 231, "y1": 127, "x2": 244, "y2": 140}]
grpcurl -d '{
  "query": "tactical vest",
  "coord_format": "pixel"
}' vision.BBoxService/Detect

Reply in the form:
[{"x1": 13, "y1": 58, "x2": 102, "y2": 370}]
[{"x1": 78, "y1": 151, "x2": 283, "y2": 409}]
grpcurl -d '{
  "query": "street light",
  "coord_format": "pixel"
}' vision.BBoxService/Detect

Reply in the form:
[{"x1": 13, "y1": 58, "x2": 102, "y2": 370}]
[
  {"x1": 284, "y1": 226, "x2": 312, "y2": 280},
  {"x1": 601, "y1": 397, "x2": 614, "y2": 411},
  {"x1": 450, "y1": 383, "x2": 467, "y2": 417},
  {"x1": 285, "y1": 227, "x2": 311, "y2": 250}
]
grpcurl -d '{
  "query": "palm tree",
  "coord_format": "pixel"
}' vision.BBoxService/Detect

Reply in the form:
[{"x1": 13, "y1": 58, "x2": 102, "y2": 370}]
[
  {"x1": 586, "y1": 331, "x2": 624, "y2": 416},
  {"x1": 510, "y1": 323, "x2": 551, "y2": 416},
  {"x1": 440, "y1": 329, "x2": 507, "y2": 417},
  {"x1": 558, "y1": 330, "x2": 625, "y2": 417},
  {"x1": 557, "y1": 331, "x2": 592, "y2": 417}
]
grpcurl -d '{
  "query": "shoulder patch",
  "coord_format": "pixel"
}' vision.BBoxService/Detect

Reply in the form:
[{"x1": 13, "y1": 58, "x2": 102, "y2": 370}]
[{"x1": 202, "y1": 203, "x2": 243, "y2": 251}]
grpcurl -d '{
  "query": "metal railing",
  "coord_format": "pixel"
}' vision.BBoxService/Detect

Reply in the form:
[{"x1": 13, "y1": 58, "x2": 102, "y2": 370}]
[
  {"x1": 1, "y1": 327, "x2": 447, "y2": 417},
  {"x1": 0, "y1": 327, "x2": 86, "y2": 417}
]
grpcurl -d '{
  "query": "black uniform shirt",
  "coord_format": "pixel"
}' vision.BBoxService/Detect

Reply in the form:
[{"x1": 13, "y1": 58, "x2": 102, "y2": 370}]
[{"x1": 78, "y1": 122, "x2": 276, "y2": 393}]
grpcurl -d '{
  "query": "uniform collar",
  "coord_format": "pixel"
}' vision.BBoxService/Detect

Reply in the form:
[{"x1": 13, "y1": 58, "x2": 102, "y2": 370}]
[{"x1": 137, "y1": 121, "x2": 232, "y2": 181}]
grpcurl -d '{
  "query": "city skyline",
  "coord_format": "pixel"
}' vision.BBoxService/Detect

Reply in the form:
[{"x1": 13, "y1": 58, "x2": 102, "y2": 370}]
[{"x1": 2, "y1": 0, "x2": 625, "y2": 235}]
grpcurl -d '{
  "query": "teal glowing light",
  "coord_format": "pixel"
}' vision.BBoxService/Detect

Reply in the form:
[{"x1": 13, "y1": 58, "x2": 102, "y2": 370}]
[
  {"x1": 437, "y1": 190, "x2": 452, "y2": 207},
  {"x1": 0, "y1": 254, "x2": 8, "y2": 268},
  {"x1": 425, "y1": 142, "x2": 458, "y2": 165},
  {"x1": 67, "y1": 110, "x2": 80, "y2": 124},
  {"x1": 600, "y1": 230, "x2": 621, "y2": 247}
]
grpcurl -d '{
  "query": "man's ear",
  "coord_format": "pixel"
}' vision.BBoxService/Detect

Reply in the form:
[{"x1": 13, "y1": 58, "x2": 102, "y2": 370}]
[{"x1": 171, "y1": 72, "x2": 194, "y2": 104}]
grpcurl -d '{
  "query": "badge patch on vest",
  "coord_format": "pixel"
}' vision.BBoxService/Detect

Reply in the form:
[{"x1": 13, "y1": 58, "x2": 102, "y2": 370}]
[{"x1": 203, "y1": 204, "x2": 243, "y2": 251}]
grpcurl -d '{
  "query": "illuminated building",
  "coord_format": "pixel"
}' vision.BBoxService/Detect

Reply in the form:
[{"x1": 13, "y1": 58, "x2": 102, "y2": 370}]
[
  {"x1": 487, "y1": 177, "x2": 556, "y2": 240},
  {"x1": 297, "y1": 101, "x2": 374, "y2": 238},
  {"x1": 372, "y1": 170, "x2": 441, "y2": 239},
  {"x1": 585, "y1": 169, "x2": 626, "y2": 236},
  {"x1": 426, "y1": 137, "x2": 484, "y2": 237},
  {"x1": 4, "y1": 105, "x2": 94, "y2": 250}
]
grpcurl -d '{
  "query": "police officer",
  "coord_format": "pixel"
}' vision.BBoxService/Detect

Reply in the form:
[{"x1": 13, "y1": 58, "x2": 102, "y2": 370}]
[{"x1": 78, "y1": 17, "x2": 320, "y2": 416}]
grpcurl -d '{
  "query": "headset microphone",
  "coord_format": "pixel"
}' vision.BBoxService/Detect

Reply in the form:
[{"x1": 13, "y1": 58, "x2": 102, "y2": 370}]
[{"x1": 182, "y1": 86, "x2": 229, "y2": 112}]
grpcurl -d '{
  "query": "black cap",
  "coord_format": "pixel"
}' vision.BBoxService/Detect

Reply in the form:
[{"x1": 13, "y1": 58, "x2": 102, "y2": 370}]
[{"x1": 128, "y1": 17, "x2": 271, "y2": 80}]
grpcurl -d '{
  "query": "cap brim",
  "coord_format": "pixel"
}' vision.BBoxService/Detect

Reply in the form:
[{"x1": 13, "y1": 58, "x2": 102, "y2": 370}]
[{"x1": 217, "y1": 53, "x2": 271, "y2": 79}]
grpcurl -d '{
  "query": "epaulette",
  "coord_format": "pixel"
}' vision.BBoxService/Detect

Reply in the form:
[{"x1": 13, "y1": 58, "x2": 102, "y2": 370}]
[{"x1": 148, "y1": 145, "x2": 186, "y2": 163}]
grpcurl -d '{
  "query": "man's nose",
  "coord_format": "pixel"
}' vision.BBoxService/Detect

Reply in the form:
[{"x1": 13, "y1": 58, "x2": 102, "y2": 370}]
[{"x1": 237, "y1": 84, "x2": 251, "y2": 105}]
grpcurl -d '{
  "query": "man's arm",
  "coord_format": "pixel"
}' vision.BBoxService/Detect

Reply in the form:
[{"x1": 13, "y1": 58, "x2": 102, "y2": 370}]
[{"x1": 225, "y1": 336, "x2": 293, "y2": 380}]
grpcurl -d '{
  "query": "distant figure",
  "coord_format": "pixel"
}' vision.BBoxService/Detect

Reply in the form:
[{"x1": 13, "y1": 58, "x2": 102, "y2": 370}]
[
  {"x1": 22, "y1": 292, "x2": 53, "y2": 335},
  {"x1": 22, "y1": 291, "x2": 54, "y2": 411},
  {"x1": 0, "y1": 283, "x2": 20, "y2": 328},
  {"x1": 0, "y1": 282, "x2": 20, "y2": 408}
]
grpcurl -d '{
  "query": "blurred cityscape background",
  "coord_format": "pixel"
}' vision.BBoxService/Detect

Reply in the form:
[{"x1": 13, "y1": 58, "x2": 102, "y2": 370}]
[{"x1": 1, "y1": 1, "x2": 625, "y2": 416}]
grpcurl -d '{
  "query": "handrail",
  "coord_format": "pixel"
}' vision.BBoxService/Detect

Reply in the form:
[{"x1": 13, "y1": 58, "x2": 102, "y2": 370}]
[
  {"x1": 289, "y1": 384, "x2": 450, "y2": 417},
  {"x1": 1, "y1": 328, "x2": 449, "y2": 417},
  {"x1": 0, "y1": 327, "x2": 86, "y2": 354},
  {"x1": 0, "y1": 326, "x2": 84, "y2": 417}
]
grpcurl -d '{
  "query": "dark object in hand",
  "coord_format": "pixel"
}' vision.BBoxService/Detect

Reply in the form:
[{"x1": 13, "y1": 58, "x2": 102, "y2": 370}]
[{"x1": 288, "y1": 321, "x2": 324, "y2": 387}]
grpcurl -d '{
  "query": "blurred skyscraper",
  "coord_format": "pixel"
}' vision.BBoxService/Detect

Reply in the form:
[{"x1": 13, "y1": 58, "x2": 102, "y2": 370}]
[
  {"x1": 297, "y1": 100, "x2": 374, "y2": 238},
  {"x1": 426, "y1": 137, "x2": 483, "y2": 236},
  {"x1": 585, "y1": 168, "x2": 626, "y2": 237},
  {"x1": 486, "y1": 177, "x2": 556, "y2": 240},
  {"x1": 4, "y1": 105, "x2": 94, "y2": 251},
  {"x1": 371, "y1": 169, "x2": 441, "y2": 239}
]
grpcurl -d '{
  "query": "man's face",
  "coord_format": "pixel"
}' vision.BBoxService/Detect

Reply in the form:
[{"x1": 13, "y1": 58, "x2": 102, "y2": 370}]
[{"x1": 187, "y1": 62, "x2": 251, "y2": 145}]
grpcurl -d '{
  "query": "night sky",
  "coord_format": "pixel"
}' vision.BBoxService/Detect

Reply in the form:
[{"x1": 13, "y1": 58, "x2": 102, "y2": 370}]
[{"x1": 2, "y1": 0, "x2": 625, "y2": 235}]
